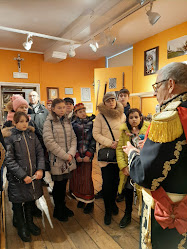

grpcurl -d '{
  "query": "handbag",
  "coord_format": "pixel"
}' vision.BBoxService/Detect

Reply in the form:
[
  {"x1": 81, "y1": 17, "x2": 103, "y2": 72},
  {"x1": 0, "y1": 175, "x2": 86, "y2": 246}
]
[{"x1": 98, "y1": 115, "x2": 117, "y2": 162}]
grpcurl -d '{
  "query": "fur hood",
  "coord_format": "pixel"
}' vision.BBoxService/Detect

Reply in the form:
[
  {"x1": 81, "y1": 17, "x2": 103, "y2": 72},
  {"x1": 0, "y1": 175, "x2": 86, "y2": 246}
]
[
  {"x1": 2, "y1": 126, "x2": 35, "y2": 138},
  {"x1": 97, "y1": 102, "x2": 124, "y2": 119}
]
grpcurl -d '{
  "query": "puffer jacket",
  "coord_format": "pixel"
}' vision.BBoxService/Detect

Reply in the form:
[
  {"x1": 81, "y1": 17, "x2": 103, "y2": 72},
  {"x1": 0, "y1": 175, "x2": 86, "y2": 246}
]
[
  {"x1": 93, "y1": 102, "x2": 126, "y2": 167},
  {"x1": 116, "y1": 121, "x2": 150, "y2": 194},
  {"x1": 43, "y1": 114, "x2": 77, "y2": 177},
  {"x1": 3, "y1": 127, "x2": 45, "y2": 203},
  {"x1": 72, "y1": 114, "x2": 96, "y2": 159}
]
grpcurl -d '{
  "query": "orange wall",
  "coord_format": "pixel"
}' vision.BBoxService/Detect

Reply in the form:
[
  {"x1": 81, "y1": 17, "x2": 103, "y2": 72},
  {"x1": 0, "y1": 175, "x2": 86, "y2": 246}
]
[
  {"x1": 133, "y1": 21, "x2": 187, "y2": 115},
  {"x1": 94, "y1": 66, "x2": 133, "y2": 114},
  {"x1": 0, "y1": 50, "x2": 105, "y2": 106}
]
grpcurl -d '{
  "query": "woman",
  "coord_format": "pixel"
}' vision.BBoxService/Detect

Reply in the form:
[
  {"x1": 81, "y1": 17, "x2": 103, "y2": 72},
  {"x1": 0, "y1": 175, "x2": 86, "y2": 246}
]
[{"x1": 93, "y1": 92, "x2": 126, "y2": 225}]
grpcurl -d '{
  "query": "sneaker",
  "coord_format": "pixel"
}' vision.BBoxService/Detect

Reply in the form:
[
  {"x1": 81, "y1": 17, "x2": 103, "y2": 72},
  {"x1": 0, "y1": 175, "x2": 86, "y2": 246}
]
[
  {"x1": 95, "y1": 190, "x2": 103, "y2": 199},
  {"x1": 77, "y1": 201, "x2": 85, "y2": 208},
  {"x1": 104, "y1": 213, "x2": 112, "y2": 225},
  {"x1": 116, "y1": 193, "x2": 125, "y2": 202},
  {"x1": 119, "y1": 213, "x2": 131, "y2": 228},
  {"x1": 83, "y1": 203, "x2": 94, "y2": 214}
]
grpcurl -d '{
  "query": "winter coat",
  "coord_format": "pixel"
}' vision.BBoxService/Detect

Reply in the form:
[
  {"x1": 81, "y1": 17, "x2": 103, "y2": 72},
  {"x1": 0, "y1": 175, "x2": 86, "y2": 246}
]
[
  {"x1": 3, "y1": 127, "x2": 45, "y2": 203},
  {"x1": 43, "y1": 114, "x2": 77, "y2": 178},
  {"x1": 93, "y1": 102, "x2": 126, "y2": 167},
  {"x1": 72, "y1": 115, "x2": 96, "y2": 160},
  {"x1": 116, "y1": 121, "x2": 150, "y2": 194},
  {"x1": 28, "y1": 102, "x2": 49, "y2": 135},
  {"x1": 124, "y1": 102, "x2": 130, "y2": 116}
]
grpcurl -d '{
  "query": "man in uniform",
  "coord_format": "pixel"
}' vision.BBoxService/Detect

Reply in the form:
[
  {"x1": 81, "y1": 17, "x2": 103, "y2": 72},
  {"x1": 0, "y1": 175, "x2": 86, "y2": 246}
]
[{"x1": 123, "y1": 62, "x2": 187, "y2": 249}]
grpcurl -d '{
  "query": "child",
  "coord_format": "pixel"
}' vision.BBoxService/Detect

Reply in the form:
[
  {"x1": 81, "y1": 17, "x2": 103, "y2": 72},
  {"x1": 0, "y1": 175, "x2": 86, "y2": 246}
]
[
  {"x1": 70, "y1": 103, "x2": 96, "y2": 213},
  {"x1": 43, "y1": 98, "x2": 77, "y2": 222},
  {"x1": 116, "y1": 108, "x2": 149, "y2": 228},
  {"x1": 3, "y1": 112, "x2": 45, "y2": 242}
]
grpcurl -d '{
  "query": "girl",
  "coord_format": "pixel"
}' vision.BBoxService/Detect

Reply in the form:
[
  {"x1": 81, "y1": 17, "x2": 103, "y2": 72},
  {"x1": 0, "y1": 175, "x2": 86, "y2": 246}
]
[
  {"x1": 93, "y1": 92, "x2": 126, "y2": 225},
  {"x1": 116, "y1": 108, "x2": 149, "y2": 228},
  {"x1": 3, "y1": 112, "x2": 45, "y2": 242},
  {"x1": 43, "y1": 98, "x2": 77, "y2": 222},
  {"x1": 70, "y1": 103, "x2": 96, "y2": 214}
]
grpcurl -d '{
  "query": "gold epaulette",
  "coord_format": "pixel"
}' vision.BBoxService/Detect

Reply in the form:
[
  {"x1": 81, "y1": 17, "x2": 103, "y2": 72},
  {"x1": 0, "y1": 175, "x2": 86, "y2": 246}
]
[
  {"x1": 0, "y1": 142, "x2": 5, "y2": 168},
  {"x1": 148, "y1": 101, "x2": 183, "y2": 143}
]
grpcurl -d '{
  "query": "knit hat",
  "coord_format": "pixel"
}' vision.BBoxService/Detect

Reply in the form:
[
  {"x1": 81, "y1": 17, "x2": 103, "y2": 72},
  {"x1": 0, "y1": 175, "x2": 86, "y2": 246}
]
[
  {"x1": 64, "y1": 97, "x2": 74, "y2": 105},
  {"x1": 47, "y1": 99, "x2": 53, "y2": 104},
  {"x1": 12, "y1": 95, "x2": 28, "y2": 111},
  {"x1": 103, "y1": 92, "x2": 116, "y2": 103},
  {"x1": 74, "y1": 103, "x2": 86, "y2": 112}
]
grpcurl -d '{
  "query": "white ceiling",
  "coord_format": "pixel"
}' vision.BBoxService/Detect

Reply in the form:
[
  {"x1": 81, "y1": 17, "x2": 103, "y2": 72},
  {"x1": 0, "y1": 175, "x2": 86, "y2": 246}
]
[{"x1": 0, "y1": 0, "x2": 187, "y2": 61}]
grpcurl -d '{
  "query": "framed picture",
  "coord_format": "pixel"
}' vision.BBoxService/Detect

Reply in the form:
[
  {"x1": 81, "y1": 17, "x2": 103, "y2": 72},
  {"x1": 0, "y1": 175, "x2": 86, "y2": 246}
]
[
  {"x1": 81, "y1": 87, "x2": 91, "y2": 101},
  {"x1": 167, "y1": 35, "x2": 187, "y2": 59},
  {"x1": 47, "y1": 87, "x2": 59, "y2": 100},
  {"x1": 65, "y1": 88, "x2": 73, "y2": 95},
  {"x1": 144, "y1": 46, "x2": 159, "y2": 76}
]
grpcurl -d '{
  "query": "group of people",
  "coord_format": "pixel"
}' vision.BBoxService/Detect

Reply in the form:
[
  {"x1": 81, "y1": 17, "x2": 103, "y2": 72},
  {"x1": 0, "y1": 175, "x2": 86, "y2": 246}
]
[{"x1": 0, "y1": 61, "x2": 186, "y2": 249}]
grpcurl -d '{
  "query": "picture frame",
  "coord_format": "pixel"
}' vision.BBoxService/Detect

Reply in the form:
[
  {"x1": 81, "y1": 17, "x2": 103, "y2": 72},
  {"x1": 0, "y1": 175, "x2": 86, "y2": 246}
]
[
  {"x1": 81, "y1": 87, "x2": 91, "y2": 101},
  {"x1": 65, "y1": 87, "x2": 73, "y2": 95},
  {"x1": 167, "y1": 35, "x2": 187, "y2": 59},
  {"x1": 144, "y1": 46, "x2": 159, "y2": 76},
  {"x1": 47, "y1": 87, "x2": 59, "y2": 100}
]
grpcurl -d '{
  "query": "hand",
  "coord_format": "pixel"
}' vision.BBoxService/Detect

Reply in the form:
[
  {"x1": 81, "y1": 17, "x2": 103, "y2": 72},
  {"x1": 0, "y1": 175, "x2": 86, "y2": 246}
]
[
  {"x1": 67, "y1": 154, "x2": 73, "y2": 163},
  {"x1": 76, "y1": 156, "x2": 82, "y2": 163},
  {"x1": 132, "y1": 127, "x2": 139, "y2": 136},
  {"x1": 138, "y1": 140, "x2": 144, "y2": 149},
  {"x1": 83, "y1": 156, "x2": 90, "y2": 162},
  {"x1": 24, "y1": 176, "x2": 32, "y2": 184},
  {"x1": 122, "y1": 141, "x2": 138, "y2": 155},
  {"x1": 122, "y1": 167, "x2": 130, "y2": 176},
  {"x1": 111, "y1": 141, "x2": 118, "y2": 149},
  {"x1": 34, "y1": 170, "x2": 43, "y2": 180}
]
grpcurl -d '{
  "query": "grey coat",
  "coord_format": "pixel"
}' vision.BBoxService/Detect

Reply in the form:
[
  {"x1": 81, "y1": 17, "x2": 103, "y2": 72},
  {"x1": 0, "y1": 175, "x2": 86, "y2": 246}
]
[
  {"x1": 3, "y1": 127, "x2": 45, "y2": 203},
  {"x1": 43, "y1": 114, "x2": 77, "y2": 178}
]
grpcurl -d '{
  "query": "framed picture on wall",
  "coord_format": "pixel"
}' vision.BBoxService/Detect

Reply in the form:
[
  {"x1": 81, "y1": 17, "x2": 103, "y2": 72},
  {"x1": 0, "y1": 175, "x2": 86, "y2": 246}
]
[
  {"x1": 47, "y1": 87, "x2": 59, "y2": 100},
  {"x1": 144, "y1": 46, "x2": 159, "y2": 76}
]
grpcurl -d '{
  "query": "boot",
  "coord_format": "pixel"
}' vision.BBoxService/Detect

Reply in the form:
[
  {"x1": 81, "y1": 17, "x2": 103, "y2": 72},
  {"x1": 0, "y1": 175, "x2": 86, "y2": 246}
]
[
  {"x1": 12, "y1": 203, "x2": 31, "y2": 242},
  {"x1": 119, "y1": 188, "x2": 133, "y2": 228},
  {"x1": 119, "y1": 212, "x2": 131, "y2": 228},
  {"x1": 24, "y1": 202, "x2": 41, "y2": 236},
  {"x1": 64, "y1": 206, "x2": 74, "y2": 217},
  {"x1": 83, "y1": 203, "x2": 94, "y2": 214},
  {"x1": 104, "y1": 211, "x2": 112, "y2": 225},
  {"x1": 53, "y1": 205, "x2": 68, "y2": 222}
]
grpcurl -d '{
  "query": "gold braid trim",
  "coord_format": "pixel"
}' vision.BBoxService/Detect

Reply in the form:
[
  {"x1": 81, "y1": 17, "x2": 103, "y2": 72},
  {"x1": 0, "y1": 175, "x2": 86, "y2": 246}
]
[
  {"x1": 178, "y1": 233, "x2": 187, "y2": 249},
  {"x1": 0, "y1": 142, "x2": 5, "y2": 169},
  {"x1": 151, "y1": 140, "x2": 187, "y2": 191},
  {"x1": 148, "y1": 111, "x2": 183, "y2": 143}
]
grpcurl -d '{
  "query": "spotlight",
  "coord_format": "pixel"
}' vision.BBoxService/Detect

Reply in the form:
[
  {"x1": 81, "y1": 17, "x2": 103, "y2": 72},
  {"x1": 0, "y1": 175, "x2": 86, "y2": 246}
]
[
  {"x1": 146, "y1": 0, "x2": 161, "y2": 25},
  {"x1": 106, "y1": 34, "x2": 116, "y2": 45},
  {"x1": 89, "y1": 40, "x2": 99, "y2": 52},
  {"x1": 23, "y1": 34, "x2": 33, "y2": 50},
  {"x1": 68, "y1": 43, "x2": 76, "y2": 57}
]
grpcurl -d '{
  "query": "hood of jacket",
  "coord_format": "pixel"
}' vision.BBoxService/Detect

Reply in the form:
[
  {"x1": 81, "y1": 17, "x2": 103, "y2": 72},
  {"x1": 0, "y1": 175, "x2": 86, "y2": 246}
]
[
  {"x1": 2, "y1": 126, "x2": 35, "y2": 138},
  {"x1": 97, "y1": 102, "x2": 124, "y2": 119},
  {"x1": 72, "y1": 114, "x2": 95, "y2": 125}
]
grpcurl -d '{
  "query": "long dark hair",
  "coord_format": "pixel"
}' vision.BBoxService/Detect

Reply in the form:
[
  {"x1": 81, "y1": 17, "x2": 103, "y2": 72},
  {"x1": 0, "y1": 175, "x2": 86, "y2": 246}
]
[
  {"x1": 51, "y1": 98, "x2": 65, "y2": 122},
  {"x1": 126, "y1": 108, "x2": 143, "y2": 131}
]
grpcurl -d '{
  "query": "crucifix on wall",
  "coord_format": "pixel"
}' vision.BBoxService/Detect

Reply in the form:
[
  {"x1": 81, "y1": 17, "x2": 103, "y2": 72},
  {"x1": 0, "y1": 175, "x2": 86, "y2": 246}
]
[{"x1": 14, "y1": 54, "x2": 24, "y2": 73}]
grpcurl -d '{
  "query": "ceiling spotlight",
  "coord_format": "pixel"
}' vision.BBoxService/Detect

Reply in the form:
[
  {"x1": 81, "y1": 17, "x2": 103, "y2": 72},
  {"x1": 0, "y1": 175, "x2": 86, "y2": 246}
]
[
  {"x1": 23, "y1": 34, "x2": 33, "y2": 50},
  {"x1": 106, "y1": 34, "x2": 116, "y2": 45},
  {"x1": 146, "y1": 0, "x2": 161, "y2": 25},
  {"x1": 68, "y1": 43, "x2": 76, "y2": 57},
  {"x1": 89, "y1": 40, "x2": 99, "y2": 52}
]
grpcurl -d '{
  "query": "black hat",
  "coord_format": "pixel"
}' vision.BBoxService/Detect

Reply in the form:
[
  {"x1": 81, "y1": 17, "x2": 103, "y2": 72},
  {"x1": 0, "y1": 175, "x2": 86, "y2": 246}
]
[{"x1": 64, "y1": 97, "x2": 74, "y2": 105}]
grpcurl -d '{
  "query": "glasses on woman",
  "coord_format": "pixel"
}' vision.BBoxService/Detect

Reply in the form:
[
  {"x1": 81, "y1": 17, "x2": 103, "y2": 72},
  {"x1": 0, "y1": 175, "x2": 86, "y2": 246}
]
[{"x1": 152, "y1": 79, "x2": 169, "y2": 92}]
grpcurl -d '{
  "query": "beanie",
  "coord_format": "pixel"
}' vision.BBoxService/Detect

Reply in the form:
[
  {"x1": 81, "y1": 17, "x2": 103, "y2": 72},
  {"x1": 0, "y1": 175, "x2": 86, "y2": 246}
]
[
  {"x1": 103, "y1": 92, "x2": 116, "y2": 103},
  {"x1": 12, "y1": 95, "x2": 29, "y2": 111},
  {"x1": 74, "y1": 103, "x2": 86, "y2": 112}
]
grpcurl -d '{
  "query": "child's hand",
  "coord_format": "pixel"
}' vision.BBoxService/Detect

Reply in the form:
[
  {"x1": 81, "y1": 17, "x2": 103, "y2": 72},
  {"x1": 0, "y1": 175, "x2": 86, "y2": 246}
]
[
  {"x1": 83, "y1": 156, "x2": 90, "y2": 162},
  {"x1": 76, "y1": 156, "x2": 82, "y2": 162},
  {"x1": 111, "y1": 141, "x2": 118, "y2": 149},
  {"x1": 24, "y1": 176, "x2": 32, "y2": 184},
  {"x1": 34, "y1": 170, "x2": 43, "y2": 180},
  {"x1": 67, "y1": 154, "x2": 73, "y2": 163},
  {"x1": 122, "y1": 167, "x2": 130, "y2": 176},
  {"x1": 122, "y1": 141, "x2": 138, "y2": 155}
]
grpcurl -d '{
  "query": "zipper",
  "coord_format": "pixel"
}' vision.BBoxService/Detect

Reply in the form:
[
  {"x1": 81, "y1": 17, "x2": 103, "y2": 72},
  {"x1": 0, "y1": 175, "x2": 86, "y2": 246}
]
[{"x1": 22, "y1": 132, "x2": 36, "y2": 199}]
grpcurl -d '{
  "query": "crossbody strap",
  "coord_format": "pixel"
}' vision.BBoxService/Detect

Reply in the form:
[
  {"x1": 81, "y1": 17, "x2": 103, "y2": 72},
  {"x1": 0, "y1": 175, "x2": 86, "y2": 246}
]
[{"x1": 102, "y1": 114, "x2": 115, "y2": 141}]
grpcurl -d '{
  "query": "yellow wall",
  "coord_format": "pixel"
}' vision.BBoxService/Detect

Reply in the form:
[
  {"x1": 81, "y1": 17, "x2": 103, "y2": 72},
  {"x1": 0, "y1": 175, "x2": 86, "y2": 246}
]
[
  {"x1": 94, "y1": 66, "x2": 133, "y2": 114},
  {"x1": 0, "y1": 49, "x2": 105, "y2": 106},
  {"x1": 133, "y1": 21, "x2": 187, "y2": 115}
]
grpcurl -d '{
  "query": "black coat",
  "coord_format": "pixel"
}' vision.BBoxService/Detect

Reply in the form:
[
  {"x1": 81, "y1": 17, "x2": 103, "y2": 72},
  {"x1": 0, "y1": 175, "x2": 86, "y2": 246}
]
[{"x1": 4, "y1": 127, "x2": 45, "y2": 203}]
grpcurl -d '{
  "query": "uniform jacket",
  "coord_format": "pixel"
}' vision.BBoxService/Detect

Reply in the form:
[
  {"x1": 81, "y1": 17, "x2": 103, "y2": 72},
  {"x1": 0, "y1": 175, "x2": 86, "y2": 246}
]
[
  {"x1": 28, "y1": 102, "x2": 49, "y2": 135},
  {"x1": 93, "y1": 102, "x2": 126, "y2": 167},
  {"x1": 43, "y1": 114, "x2": 77, "y2": 177},
  {"x1": 72, "y1": 115, "x2": 96, "y2": 159},
  {"x1": 3, "y1": 127, "x2": 45, "y2": 203},
  {"x1": 116, "y1": 121, "x2": 149, "y2": 194}
]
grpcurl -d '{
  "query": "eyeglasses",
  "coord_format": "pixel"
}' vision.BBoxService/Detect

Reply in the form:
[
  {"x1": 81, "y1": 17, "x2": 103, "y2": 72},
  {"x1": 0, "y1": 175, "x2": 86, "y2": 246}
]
[{"x1": 152, "y1": 79, "x2": 169, "y2": 92}]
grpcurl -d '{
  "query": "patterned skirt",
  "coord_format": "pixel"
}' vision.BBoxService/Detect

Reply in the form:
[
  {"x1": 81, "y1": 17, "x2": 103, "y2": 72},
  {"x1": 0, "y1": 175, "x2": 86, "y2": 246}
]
[{"x1": 69, "y1": 162, "x2": 94, "y2": 203}]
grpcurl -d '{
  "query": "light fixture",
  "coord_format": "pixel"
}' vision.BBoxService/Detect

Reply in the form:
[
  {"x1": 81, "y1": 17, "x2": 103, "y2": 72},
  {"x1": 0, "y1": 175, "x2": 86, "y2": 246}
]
[
  {"x1": 68, "y1": 43, "x2": 76, "y2": 57},
  {"x1": 89, "y1": 39, "x2": 99, "y2": 52},
  {"x1": 23, "y1": 34, "x2": 33, "y2": 50},
  {"x1": 106, "y1": 33, "x2": 116, "y2": 46},
  {"x1": 146, "y1": 0, "x2": 161, "y2": 25}
]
